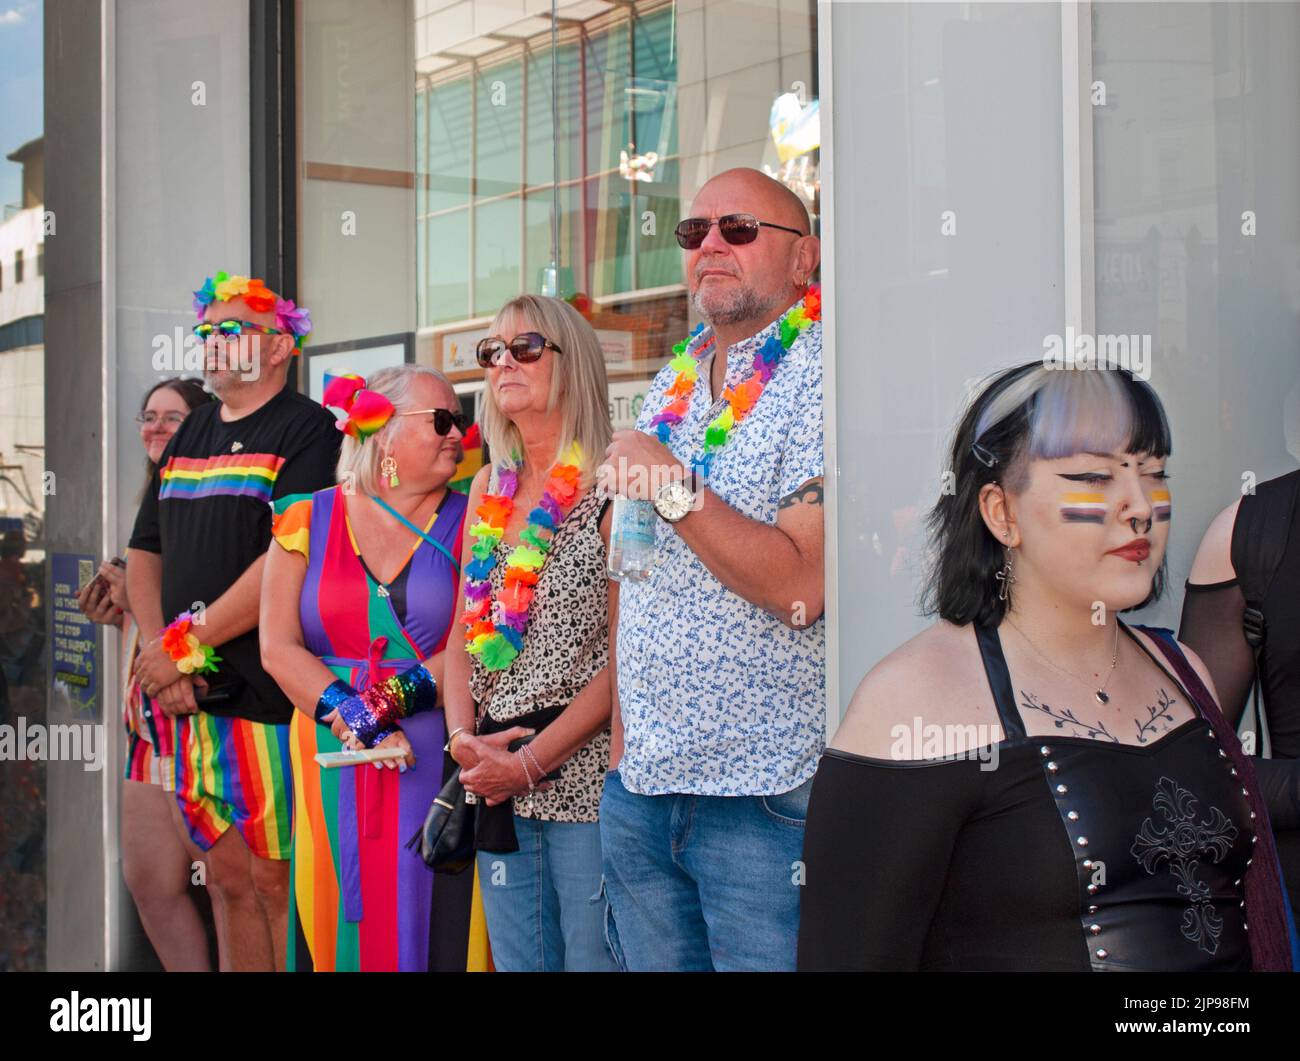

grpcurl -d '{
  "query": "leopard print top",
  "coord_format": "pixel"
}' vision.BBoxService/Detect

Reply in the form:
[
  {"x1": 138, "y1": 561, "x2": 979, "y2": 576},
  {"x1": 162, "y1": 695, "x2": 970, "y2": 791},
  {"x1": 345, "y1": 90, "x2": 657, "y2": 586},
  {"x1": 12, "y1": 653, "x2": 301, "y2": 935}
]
[{"x1": 468, "y1": 466, "x2": 610, "y2": 822}]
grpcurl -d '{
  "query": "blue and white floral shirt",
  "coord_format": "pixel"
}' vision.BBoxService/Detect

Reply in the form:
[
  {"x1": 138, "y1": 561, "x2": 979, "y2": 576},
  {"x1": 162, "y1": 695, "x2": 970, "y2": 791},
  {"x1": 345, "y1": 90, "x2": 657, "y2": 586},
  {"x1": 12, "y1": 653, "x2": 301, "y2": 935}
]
[{"x1": 615, "y1": 306, "x2": 825, "y2": 796}]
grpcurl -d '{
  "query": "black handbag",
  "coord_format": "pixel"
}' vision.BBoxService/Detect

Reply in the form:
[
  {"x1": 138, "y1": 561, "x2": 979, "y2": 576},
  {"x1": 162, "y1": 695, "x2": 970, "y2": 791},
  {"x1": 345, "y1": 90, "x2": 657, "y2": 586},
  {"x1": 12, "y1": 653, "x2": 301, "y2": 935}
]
[
  {"x1": 409, "y1": 704, "x2": 568, "y2": 869},
  {"x1": 406, "y1": 765, "x2": 476, "y2": 874}
]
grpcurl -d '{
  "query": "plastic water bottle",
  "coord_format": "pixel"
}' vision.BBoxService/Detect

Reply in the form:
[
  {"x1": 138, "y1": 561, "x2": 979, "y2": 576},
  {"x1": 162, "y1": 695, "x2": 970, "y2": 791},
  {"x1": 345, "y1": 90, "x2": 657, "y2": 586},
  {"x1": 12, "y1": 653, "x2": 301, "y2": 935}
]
[{"x1": 607, "y1": 497, "x2": 657, "y2": 582}]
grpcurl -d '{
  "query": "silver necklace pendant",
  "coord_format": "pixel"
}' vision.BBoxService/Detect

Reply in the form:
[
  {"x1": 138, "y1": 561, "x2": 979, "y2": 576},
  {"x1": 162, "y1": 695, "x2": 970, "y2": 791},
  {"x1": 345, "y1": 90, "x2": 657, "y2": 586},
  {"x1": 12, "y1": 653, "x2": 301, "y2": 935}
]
[
  {"x1": 376, "y1": 584, "x2": 390, "y2": 598},
  {"x1": 231, "y1": 441, "x2": 243, "y2": 453},
  {"x1": 1095, "y1": 690, "x2": 1110, "y2": 705}
]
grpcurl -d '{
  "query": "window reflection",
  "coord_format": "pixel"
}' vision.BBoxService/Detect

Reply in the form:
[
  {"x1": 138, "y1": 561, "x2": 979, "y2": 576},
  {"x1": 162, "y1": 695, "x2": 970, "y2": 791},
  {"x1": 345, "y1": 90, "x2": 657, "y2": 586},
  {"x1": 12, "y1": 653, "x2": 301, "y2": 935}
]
[
  {"x1": 410, "y1": 0, "x2": 819, "y2": 426},
  {"x1": 0, "y1": 1, "x2": 45, "y2": 971},
  {"x1": 302, "y1": 0, "x2": 817, "y2": 428}
]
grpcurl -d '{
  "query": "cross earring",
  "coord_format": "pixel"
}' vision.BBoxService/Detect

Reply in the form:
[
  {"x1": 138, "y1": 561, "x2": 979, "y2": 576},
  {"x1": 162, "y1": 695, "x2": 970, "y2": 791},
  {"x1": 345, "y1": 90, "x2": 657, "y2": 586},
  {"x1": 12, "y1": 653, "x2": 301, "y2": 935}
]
[{"x1": 995, "y1": 549, "x2": 1016, "y2": 602}]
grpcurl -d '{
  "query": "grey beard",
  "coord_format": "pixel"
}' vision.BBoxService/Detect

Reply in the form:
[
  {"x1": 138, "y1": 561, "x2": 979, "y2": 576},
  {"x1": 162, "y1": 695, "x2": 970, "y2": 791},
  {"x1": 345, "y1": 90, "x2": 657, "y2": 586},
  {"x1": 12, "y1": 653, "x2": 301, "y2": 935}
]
[
  {"x1": 204, "y1": 365, "x2": 252, "y2": 397},
  {"x1": 691, "y1": 282, "x2": 783, "y2": 328}
]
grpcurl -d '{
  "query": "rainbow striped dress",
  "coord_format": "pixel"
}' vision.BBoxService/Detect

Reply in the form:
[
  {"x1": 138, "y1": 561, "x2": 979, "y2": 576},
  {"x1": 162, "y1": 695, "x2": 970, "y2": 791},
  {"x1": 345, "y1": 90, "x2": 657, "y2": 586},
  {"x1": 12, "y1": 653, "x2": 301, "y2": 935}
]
[{"x1": 272, "y1": 485, "x2": 491, "y2": 972}]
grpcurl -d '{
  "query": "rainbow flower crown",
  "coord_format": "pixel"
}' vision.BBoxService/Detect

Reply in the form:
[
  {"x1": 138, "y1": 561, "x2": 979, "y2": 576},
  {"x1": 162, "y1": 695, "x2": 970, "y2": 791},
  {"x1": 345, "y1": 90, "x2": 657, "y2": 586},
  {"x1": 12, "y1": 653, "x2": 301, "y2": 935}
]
[{"x1": 192, "y1": 271, "x2": 313, "y2": 351}]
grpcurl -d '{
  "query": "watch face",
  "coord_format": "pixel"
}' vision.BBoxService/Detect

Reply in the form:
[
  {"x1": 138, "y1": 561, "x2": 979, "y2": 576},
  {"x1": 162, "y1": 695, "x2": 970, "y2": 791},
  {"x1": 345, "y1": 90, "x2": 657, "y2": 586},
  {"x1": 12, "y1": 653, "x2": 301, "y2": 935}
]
[{"x1": 656, "y1": 481, "x2": 693, "y2": 522}]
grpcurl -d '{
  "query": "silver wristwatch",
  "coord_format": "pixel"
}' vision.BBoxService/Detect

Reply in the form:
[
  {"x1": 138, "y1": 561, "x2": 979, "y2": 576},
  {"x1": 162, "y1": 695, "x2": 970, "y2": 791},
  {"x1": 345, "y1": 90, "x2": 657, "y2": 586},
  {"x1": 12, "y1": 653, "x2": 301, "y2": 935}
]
[{"x1": 653, "y1": 474, "x2": 697, "y2": 523}]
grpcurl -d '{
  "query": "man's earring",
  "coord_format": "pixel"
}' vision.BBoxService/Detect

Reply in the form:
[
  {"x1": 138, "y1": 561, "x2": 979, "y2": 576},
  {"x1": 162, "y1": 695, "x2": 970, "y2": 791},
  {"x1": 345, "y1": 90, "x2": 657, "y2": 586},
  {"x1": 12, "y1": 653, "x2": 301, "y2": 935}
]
[
  {"x1": 995, "y1": 548, "x2": 1016, "y2": 603},
  {"x1": 381, "y1": 454, "x2": 399, "y2": 488}
]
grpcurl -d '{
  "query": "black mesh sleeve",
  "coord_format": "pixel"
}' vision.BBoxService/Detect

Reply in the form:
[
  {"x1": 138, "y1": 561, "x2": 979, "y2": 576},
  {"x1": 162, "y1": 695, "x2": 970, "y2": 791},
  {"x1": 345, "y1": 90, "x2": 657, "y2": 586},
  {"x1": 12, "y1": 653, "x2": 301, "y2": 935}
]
[
  {"x1": 796, "y1": 752, "x2": 979, "y2": 970},
  {"x1": 1179, "y1": 579, "x2": 1257, "y2": 730},
  {"x1": 1252, "y1": 758, "x2": 1300, "y2": 832}
]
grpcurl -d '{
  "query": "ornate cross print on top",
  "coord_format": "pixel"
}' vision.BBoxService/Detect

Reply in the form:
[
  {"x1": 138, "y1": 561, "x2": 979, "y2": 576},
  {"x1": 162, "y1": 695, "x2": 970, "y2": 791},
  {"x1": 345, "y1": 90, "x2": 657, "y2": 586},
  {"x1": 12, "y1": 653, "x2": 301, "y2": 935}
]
[{"x1": 1130, "y1": 776, "x2": 1239, "y2": 955}]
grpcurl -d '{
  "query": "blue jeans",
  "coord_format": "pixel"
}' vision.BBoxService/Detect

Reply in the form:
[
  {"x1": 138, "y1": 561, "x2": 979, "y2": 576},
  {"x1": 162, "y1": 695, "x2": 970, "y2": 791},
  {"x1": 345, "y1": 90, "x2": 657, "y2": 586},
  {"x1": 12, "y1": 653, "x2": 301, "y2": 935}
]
[
  {"x1": 475, "y1": 815, "x2": 620, "y2": 972},
  {"x1": 599, "y1": 767, "x2": 813, "y2": 971}
]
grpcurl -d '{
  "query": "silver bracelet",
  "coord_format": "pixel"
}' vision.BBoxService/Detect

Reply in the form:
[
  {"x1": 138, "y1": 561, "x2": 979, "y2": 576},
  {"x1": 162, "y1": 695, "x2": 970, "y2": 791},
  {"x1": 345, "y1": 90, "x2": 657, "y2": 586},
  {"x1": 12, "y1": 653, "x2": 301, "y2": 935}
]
[
  {"x1": 521, "y1": 743, "x2": 546, "y2": 786},
  {"x1": 516, "y1": 749, "x2": 536, "y2": 792},
  {"x1": 445, "y1": 726, "x2": 467, "y2": 753}
]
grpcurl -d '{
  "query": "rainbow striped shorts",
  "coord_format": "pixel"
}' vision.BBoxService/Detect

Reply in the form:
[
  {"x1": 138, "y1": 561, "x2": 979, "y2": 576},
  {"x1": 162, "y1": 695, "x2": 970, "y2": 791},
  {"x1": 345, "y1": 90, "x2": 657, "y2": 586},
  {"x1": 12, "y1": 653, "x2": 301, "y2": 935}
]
[
  {"x1": 124, "y1": 689, "x2": 178, "y2": 791},
  {"x1": 174, "y1": 711, "x2": 293, "y2": 861}
]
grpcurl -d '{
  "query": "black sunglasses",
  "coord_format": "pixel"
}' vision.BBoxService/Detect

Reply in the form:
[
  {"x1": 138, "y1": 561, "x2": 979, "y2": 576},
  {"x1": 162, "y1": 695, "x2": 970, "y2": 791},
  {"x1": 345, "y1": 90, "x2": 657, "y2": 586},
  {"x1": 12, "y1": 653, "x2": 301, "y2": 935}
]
[
  {"x1": 476, "y1": 331, "x2": 563, "y2": 369},
  {"x1": 674, "y1": 213, "x2": 806, "y2": 250},
  {"x1": 395, "y1": 408, "x2": 469, "y2": 437}
]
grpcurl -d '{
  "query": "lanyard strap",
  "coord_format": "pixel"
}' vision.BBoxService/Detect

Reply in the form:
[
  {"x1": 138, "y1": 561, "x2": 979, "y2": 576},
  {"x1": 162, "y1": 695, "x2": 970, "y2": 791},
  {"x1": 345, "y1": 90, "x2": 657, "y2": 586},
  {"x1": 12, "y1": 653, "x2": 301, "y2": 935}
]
[{"x1": 370, "y1": 494, "x2": 461, "y2": 573}]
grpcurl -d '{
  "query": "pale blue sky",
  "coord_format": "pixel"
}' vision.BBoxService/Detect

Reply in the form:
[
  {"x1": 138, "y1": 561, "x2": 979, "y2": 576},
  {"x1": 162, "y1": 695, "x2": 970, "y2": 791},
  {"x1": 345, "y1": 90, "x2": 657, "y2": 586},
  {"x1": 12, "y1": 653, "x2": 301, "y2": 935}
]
[{"x1": 0, "y1": 2, "x2": 43, "y2": 209}]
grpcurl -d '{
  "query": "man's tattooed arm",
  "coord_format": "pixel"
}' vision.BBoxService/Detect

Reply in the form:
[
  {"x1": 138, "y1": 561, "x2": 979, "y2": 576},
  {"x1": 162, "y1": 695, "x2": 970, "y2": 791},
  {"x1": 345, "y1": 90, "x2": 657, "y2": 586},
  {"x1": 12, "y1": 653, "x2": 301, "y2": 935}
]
[{"x1": 779, "y1": 477, "x2": 824, "y2": 510}]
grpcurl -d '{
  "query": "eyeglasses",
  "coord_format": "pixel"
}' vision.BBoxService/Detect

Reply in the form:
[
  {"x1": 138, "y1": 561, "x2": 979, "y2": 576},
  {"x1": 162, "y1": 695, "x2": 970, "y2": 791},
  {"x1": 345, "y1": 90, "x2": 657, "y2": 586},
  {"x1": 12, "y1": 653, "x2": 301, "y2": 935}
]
[
  {"x1": 475, "y1": 332, "x2": 563, "y2": 369},
  {"x1": 674, "y1": 213, "x2": 806, "y2": 250},
  {"x1": 192, "y1": 320, "x2": 285, "y2": 342},
  {"x1": 395, "y1": 408, "x2": 469, "y2": 437},
  {"x1": 135, "y1": 412, "x2": 188, "y2": 428}
]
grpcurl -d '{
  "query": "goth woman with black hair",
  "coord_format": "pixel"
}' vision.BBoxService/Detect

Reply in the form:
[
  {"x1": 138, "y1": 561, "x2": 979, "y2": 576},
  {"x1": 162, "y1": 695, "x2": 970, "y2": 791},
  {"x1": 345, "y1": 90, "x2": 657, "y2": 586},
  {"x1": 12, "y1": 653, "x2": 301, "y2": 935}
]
[{"x1": 797, "y1": 362, "x2": 1294, "y2": 972}]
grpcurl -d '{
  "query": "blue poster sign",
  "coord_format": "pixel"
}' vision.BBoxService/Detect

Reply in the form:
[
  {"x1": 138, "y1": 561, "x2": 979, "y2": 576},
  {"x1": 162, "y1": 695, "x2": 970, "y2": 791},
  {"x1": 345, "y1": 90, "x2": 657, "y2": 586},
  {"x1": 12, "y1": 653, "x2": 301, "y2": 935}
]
[{"x1": 50, "y1": 552, "x2": 99, "y2": 715}]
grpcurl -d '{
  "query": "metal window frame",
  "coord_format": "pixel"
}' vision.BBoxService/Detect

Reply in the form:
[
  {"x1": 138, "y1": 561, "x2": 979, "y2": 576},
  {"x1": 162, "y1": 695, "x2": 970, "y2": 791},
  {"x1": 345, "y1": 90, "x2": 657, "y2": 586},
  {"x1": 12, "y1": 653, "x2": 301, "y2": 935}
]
[
  {"x1": 100, "y1": 0, "x2": 118, "y2": 971},
  {"x1": 1061, "y1": 1, "x2": 1096, "y2": 338},
  {"x1": 817, "y1": 1, "x2": 839, "y2": 735},
  {"x1": 250, "y1": 0, "x2": 298, "y2": 384}
]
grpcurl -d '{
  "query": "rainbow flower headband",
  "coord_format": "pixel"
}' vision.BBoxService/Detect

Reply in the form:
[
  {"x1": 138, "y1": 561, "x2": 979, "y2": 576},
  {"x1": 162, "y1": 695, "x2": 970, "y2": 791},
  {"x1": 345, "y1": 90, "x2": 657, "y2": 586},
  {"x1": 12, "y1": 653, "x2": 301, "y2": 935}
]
[
  {"x1": 322, "y1": 373, "x2": 395, "y2": 442},
  {"x1": 650, "y1": 284, "x2": 820, "y2": 477},
  {"x1": 460, "y1": 444, "x2": 583, "y2": 671},
  {"x1": 161, "y1": 612, "x2": 221, "y2": 676},
  {"x1": 192, "y1": 270, "x2": 312, "y2": 351}
]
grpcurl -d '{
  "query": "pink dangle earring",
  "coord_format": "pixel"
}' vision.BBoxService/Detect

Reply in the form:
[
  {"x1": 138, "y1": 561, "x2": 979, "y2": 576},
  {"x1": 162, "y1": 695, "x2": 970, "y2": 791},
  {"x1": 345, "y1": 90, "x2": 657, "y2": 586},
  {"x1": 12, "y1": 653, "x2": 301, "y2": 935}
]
[{"x1": 381, "y1": 454, "x2": 399, "y2": 488}]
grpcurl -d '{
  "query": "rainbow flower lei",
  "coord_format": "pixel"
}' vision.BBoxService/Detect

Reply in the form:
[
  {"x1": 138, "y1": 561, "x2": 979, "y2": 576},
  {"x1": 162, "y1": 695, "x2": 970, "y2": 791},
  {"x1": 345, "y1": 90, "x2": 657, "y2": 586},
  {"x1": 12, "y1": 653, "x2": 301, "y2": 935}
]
[
  {"x1": 460, "y1": 444, "x2": 584, "y2": 671},
  {"x1": 649, "y1": 284, "x2": 821, "y2": 477},
  {"x1": 160, "y1": 612, "x2": 222, "y2": 676}
]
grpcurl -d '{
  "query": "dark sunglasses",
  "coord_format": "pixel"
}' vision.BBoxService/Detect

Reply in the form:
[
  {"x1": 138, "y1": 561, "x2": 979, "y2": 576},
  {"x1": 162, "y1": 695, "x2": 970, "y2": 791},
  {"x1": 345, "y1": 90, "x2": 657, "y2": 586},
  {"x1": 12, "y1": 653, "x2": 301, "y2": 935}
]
[
  {"x1": 395, "y1": 408, "x2": 469, "y2": 436},
  {"x1": 674, "y1": 213, "x2": 806, "y2": 250},
  {"x1": 193, "y1": 320, "x2": 284, "y2": 342},
  {"x1": 476, "y1": 332, "x2": 563, "y2": 369}
]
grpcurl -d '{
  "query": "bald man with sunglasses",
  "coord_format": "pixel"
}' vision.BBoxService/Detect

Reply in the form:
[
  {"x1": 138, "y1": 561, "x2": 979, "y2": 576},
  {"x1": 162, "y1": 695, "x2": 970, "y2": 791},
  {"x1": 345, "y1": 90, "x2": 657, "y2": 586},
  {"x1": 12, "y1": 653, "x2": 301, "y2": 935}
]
[{"x1": 598, "y1": 168, "x2": 825, "y2": 972}]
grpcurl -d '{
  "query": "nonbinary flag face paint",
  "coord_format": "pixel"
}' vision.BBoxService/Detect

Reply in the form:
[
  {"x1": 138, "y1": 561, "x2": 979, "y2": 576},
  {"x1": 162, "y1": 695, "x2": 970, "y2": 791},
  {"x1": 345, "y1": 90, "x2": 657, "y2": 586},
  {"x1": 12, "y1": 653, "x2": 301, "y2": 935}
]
[
  {"x1": 1060, "y1": 492, "x2": 1108, "y2": 523},
  {"x1": 1152, "y1": 488, "x2": 1171, "y2": 522}
]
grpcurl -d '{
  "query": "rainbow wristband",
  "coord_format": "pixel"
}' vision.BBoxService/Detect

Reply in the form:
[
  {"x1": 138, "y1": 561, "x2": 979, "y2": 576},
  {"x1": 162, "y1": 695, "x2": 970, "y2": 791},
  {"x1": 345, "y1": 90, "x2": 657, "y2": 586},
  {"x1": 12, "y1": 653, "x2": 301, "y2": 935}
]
[
  {"x1": 333, "y1": 691, "x2": 388, "y2": 748},
  {"x1": 363, "y1": 663, "x2": 438, "y2": 729},
  {"x1": 315, "y1": 680, "x2": 399, "y2": 749},
  {"x1": 332, "y1": 664, "x2": 437, "y2": 748},
  {"x1": 160, "y1": 612, "x2": 222, "y2": 676},
  {"x1": 315, "y1": 679, "x2": 355, "y2": 724}
]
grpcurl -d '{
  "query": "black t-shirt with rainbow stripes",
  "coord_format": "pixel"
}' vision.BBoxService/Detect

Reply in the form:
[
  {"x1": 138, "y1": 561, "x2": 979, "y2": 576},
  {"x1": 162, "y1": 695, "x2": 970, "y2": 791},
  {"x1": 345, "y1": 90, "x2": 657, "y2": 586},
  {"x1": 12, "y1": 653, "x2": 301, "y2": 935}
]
[{"x1": 129, "y1": 385, "x2": 341, "y2": 723}]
